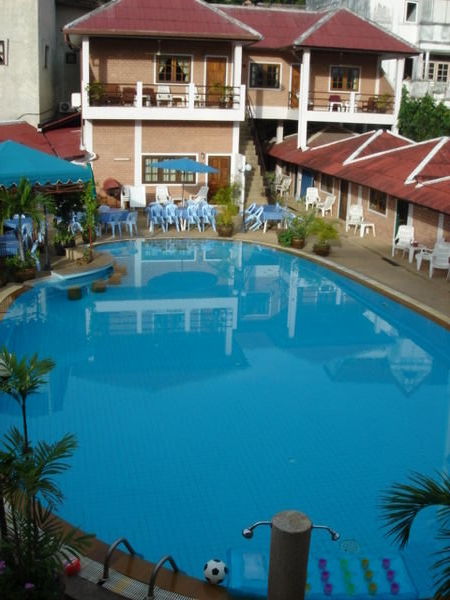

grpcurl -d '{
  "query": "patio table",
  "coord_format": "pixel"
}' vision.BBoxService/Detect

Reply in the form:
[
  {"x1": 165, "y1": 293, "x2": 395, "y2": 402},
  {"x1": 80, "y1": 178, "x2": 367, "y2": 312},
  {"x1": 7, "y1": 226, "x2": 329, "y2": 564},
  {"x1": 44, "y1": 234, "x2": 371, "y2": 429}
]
[{"x1": 262, "y1": 205, "x2": 289, "y2": 233}]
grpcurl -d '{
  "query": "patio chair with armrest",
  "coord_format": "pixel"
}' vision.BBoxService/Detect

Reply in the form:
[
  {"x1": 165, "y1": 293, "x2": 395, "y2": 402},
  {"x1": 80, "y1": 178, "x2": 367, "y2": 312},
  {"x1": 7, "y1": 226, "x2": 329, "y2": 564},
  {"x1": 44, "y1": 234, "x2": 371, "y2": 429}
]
[
  {"x1": 305, "y1": 187, "x2": 319, "y2": 210},
  {"x1": 316, "y1": 194, "x2": 335, "y2": 217},
  {"x1": 328, "y1": 94, "x2": 342, "y2": 111},
  {"x1": 148, "y1": 203, "x2": 167, "y2": 233},
  {"x1": 200, "y1": 203, "x2": 216, "y2": 232},
  {"x1": 156, "y1": 85, "x2": 173, "y2": 107},
  {"x1": 124, "y1": 211, "x2": 138, "y2": 236},
  {"x1": 189, "y1": 185, "x2": 208, "y2": 204},
  {"x1": 164, "y1": 203, "x2": 180, "y2": 232},
  {"x1": 392, "y1": 225, "x2": 415, "y2": 257},
  {"x1": 345, "y1": 204, "x2": 364, "y2": 233},
  {"x1": 415, "y1": 242, "x2": 450, "y2": 278},
  {"x1": 155, "y1": 185, "x2": 171, "y2": 205},
  {"x1": 246, "y1": 206, "x2": 264, "y2": 232}
]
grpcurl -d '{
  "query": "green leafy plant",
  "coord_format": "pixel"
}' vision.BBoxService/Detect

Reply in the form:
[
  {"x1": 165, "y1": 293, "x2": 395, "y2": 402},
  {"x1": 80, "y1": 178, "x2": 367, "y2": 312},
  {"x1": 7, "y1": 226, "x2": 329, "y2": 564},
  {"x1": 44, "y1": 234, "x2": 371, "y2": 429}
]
[
  {"x1": 277, "y1": 228, "x2": 295, "y2": 247},
  {"x1": 0, "y1": 348, "x2": 55, "y2": 452},
  {"x1": 289, "y1": 211, "x2": 318, "y2": 241},
  {"x1": 81, "y1": 181, "x2": 97, "y2": 257},
  {"x1": 85, "y1": 81, "x2": 105, "y2": 104},
  {"x1": 212, "y1": 183, "x2": 240, "y2": 227},
  {"x1": 381, "y1": 472, "x2": 450, "y2": 598},
  {"x1": 0, "y1": 179, "x2": 52, "y2": 262},
  {"x1": 0, "y1": 428, "x2": 92, "y2": 599},
  {"x1": 310, "y1": 217, "x2": 340, "y2": 255},
  {"x1": 5, "y1": 251, "x2": 37, "y2": 273},
  {"x1": 53, "y1": 225, "x2": 75, "y2": 249},
  {"x1": 399, "y1": 87, "x2": 450, "y2": 141}
]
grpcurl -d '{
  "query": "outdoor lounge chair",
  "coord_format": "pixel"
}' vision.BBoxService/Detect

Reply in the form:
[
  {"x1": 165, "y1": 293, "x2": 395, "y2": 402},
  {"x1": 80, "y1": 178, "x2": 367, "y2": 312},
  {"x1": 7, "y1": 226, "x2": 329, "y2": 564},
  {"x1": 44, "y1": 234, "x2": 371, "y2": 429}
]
[
  {"x1": 316, "y1": 194, "x2": 335, "y2": 217},
  {"x1": 305, "y1": 187, "x2": 319, "y2": 210},
  {"x1": 155, "y1": 185, "x2": 171, "y2": 205}
]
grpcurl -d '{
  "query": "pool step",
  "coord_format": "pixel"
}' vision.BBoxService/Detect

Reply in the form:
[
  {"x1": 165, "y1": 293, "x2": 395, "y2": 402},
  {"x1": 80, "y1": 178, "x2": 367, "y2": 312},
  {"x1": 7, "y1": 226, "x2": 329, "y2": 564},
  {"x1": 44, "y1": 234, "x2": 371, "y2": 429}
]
[{"x1": 77, "y1": 555, "x2": 198, "y2": 600}]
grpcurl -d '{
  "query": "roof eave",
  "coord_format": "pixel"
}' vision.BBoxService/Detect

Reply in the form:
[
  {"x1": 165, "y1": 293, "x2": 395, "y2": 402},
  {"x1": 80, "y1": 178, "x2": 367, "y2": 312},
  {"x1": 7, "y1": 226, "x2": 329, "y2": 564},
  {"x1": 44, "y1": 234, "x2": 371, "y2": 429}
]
[{"x1": 64, "y1": 28, "x2": 259, "y2": 42}]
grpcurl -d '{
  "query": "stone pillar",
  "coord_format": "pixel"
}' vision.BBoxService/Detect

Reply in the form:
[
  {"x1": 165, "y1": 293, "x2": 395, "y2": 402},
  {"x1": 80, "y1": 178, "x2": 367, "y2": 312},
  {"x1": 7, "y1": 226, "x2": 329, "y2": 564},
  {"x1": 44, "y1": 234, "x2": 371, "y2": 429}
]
[{"x1": 268, "y1": 510, "x2": 312, "y2": 600}]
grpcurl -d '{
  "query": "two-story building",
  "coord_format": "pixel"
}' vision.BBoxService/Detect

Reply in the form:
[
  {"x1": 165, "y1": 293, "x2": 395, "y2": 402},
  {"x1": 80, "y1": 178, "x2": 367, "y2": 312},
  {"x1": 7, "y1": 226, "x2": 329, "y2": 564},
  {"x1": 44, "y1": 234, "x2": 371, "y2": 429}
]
[
  {"x1": 306, "y1": 0, "x2": 450, "y2": 105},
  {"x1": 63, "y1": 0, "x2": 417, "y2": 203}
]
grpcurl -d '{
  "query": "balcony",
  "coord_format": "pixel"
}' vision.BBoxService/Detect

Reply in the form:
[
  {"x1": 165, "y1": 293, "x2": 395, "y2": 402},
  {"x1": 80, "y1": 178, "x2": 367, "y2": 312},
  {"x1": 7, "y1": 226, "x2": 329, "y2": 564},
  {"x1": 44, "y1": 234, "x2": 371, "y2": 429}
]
[{"x1": 82, "y1": 81, "x2": 246, "y2": 122}]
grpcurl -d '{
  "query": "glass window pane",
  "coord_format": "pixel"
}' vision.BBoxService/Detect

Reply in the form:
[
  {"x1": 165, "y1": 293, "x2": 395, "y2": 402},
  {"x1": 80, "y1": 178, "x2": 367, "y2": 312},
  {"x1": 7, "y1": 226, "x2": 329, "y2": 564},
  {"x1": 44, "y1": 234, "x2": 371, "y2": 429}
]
[
  {"x1": 249, "y1": 63, "x2": 280, "y2": 89},
  {"x1": 142, "y1": 155, "x2": 197, "y2": 184}
]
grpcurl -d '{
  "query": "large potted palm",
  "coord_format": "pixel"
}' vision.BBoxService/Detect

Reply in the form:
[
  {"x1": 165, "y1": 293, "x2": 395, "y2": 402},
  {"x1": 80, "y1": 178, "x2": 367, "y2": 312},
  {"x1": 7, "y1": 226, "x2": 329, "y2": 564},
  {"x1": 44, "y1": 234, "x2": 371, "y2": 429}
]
[{"x1": 212, "y1": 183, "x2": 240, "y2": 237}]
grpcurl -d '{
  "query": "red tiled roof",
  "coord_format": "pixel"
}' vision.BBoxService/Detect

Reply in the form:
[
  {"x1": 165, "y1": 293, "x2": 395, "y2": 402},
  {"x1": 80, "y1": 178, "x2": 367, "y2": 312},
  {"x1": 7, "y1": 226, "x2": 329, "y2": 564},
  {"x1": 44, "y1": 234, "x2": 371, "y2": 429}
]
[
  {"x1": 295, "y1": 9, "x2": 417, "y2": 54},
  {"x1": 218, "y1": 6, "x2": 322, "y2": 49},
  {"x1": 269, "y1": 131, "x2": 450, "y2": 215},
  {"x1": 220, "y1": 6, "x2": 417, "y2": 54},
  {"x1": 0, "y1": 121, "x2": 83, "y2": 160},
  {"x1": 0, "y1": 123, "x2": 53, "y2": 155},
  {"x1": 64, "y1": 0, "x2": 260, "y2": 41}
]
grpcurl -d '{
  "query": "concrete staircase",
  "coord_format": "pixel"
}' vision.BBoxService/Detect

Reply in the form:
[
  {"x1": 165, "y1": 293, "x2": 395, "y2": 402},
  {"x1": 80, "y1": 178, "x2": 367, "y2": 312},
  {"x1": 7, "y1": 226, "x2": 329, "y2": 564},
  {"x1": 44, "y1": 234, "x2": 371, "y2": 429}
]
[{"x1": 239, "y1": 120, "x2": 269, "y2": 205}]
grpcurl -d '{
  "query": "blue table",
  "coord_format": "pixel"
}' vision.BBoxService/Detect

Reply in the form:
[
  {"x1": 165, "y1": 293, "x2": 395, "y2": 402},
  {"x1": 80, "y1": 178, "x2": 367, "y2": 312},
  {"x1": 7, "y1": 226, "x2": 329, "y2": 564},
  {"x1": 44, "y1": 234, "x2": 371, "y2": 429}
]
[{"x1": 261, "y1": 206, "x2": 289, "y2": 233}]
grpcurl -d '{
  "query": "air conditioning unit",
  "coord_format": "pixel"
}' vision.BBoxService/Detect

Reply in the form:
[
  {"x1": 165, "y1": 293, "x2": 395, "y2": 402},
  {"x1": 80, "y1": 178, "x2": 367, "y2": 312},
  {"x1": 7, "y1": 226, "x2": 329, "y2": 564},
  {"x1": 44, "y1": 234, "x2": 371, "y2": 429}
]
[{"x1": 59, "y1": 100, "x2": 72, "y2": 113}]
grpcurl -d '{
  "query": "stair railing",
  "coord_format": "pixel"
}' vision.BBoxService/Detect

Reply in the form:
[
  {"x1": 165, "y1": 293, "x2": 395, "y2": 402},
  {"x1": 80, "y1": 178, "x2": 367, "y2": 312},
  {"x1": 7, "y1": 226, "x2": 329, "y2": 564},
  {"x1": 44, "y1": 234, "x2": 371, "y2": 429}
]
[
  {"x1": 146, "y1": 554, "x2": 180, "y2": 600},
  {"x1": 97, "y1": 537, "x2": 141, "y2": 585}
]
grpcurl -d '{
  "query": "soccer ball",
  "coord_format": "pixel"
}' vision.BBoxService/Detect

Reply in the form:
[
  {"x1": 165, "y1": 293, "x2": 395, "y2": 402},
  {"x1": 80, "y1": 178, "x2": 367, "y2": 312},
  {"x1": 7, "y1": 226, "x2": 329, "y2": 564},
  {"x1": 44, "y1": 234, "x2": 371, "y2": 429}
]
[{"x1": 203, "y1": 558, "x2": 228, "y2": 585}]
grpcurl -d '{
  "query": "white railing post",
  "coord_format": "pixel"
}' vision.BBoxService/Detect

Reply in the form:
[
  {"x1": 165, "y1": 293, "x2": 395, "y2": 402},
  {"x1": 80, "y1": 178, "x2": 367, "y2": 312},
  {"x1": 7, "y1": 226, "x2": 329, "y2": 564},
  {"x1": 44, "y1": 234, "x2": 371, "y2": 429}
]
[
  {"x1": 136, "y1": 81, "x2": 143, "y2": 108},
  {"x1": 188, "y1": 82, "x2": 195, "y2": 110},
  {"x1": 349, "y1": 91, "x2": 356, "y2": 113}
]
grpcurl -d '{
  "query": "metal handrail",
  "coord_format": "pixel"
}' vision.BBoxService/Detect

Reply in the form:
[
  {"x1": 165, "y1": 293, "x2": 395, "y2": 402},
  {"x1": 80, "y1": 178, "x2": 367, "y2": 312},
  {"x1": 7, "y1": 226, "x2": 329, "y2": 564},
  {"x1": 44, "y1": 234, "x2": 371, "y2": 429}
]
[
  {"x1": 147, "y1": 554, "x2": 179, "y2": 600},
  {"x1": 97, "y1": 537, "x2": 140, "y2": 585}
]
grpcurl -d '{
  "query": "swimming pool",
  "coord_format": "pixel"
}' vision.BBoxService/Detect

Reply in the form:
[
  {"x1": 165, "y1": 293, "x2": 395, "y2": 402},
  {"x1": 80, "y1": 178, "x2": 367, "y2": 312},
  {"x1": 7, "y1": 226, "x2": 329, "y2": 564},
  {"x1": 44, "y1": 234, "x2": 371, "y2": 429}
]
[{"x1": 0, "y1": 239, "x2": 448, "y2": 598}]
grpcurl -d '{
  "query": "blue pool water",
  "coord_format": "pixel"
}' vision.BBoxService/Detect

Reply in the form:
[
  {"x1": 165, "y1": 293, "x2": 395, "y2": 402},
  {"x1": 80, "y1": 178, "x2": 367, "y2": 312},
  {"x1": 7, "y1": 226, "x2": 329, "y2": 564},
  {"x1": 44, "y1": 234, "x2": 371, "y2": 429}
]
[{"x1": 0, "y1": 239, "x2": 448, "y2": 598}]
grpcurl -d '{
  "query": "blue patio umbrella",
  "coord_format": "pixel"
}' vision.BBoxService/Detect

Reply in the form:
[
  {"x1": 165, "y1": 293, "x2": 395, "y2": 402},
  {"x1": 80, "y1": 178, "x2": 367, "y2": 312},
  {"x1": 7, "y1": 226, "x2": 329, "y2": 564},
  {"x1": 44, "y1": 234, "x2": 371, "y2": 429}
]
[{"x1": 151, "y1": 156, "x2": 218, "y2": 200}]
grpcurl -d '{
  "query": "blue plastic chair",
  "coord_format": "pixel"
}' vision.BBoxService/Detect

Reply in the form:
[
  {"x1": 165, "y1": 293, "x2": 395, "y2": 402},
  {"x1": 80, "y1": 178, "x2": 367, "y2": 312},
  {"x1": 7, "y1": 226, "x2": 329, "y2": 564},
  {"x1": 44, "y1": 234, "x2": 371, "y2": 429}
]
[
  {"x1": 164, "y1": 203, "x2": 180, "y2": 232},
  {"x1": 185, "y1": 203, "x2": 202, "y2": 232},
  {"x1": 200, "y1": 203, "x2": 216, "y2": 232},
  {"x1": 148, "y1": 203, "x2": 167, "y2": 232},
  {"x1": 107, "y1": 212, "x2": 123, "y2": 237},
  {"x1": 125, "y1": 211, "x2": 138, "y2": 236},
  {"x1": 246, "y1": 206, "x2": 264, "y2": 231}
]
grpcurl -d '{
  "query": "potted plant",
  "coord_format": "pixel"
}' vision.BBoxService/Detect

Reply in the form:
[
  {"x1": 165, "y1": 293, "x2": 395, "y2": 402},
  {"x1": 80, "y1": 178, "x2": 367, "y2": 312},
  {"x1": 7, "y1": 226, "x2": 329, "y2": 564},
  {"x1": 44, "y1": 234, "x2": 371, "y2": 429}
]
[
  {"x1": 289, "y1": 211, "x2": 318, "y2": 249},
  {"x1": 5, "y1": 250, "x2": 38, "y2": 283},
  {"x1": 212, "y1": 183, "x2": 240, "y2": 237},
  {"x1": 85, "y1": 81, "x2": 105, "y2": 105},
  {"x1": 277, "y1": 228, "x2": 294, "y2": 247},
  {"x1": 53, "y1": 228, "x2": 75, "y2": 255},
  {"x1": 311, "y1": 217, "x2": 340, "y2": 256}
]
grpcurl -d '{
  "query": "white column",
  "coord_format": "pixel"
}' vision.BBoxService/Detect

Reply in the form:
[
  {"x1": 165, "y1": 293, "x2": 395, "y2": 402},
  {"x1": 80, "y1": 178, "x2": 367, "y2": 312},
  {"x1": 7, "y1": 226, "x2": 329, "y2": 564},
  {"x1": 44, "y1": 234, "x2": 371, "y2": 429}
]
[
  {"x1": 83, "y1": 120, "x2": 93, "y2": 154},
  {"x1": 134, "y1": 120, "x2": 142, "y2": 186},
  {"x1": 81, "y1": 36, "x2": 90, "y2": 110},
  {"x1": 298, "y1": 49, "x2": 310, "y2": 150},
  {"x1": 392, "y1": 57, "x2": 405, "y2": 134},
  {"x1": 136, "y1": 81, "x2": 143, "y2": 108},
  {"x1": 424, "y1": 51, "x2": 430, "y2": 80},
  {"x1": 276, "y1": 120, "x2": 284, "y2": 143},
  {"x1": 437, "y1": 213, "x2": 444, "y2": 241},
  {"x1": 375, "y1": 56, "x2": 381, "y2": 95},
  {"x1": 233, "y1": 43, "x2": 243, "y2": 88}
]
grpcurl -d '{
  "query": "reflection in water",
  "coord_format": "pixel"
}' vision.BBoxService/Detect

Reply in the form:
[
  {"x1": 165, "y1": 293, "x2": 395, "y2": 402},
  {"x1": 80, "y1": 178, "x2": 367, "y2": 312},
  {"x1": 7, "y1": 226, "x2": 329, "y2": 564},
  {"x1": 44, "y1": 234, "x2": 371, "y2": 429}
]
[
  {"x1": 0, "y1": 239, "x2": 446, "y2": 406},
  {"x1": 0, "y1": 240, "x2": 448, "y2": 595}
]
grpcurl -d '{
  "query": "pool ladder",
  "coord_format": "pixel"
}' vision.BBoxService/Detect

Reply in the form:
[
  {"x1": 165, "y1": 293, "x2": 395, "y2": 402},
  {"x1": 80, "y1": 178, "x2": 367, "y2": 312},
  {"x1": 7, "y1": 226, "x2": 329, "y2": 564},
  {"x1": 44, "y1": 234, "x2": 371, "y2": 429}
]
[{"x1": 97, "y1": 537, "x2": 180, "y2": 599}]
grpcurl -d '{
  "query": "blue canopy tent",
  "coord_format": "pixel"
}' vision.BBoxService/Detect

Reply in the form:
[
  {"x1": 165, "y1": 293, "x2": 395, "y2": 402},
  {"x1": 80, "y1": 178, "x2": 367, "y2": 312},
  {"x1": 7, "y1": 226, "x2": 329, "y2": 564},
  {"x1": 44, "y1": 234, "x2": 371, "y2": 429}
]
[{"x1": 0, "y1": 140, "x2": 92, "y2": 189}]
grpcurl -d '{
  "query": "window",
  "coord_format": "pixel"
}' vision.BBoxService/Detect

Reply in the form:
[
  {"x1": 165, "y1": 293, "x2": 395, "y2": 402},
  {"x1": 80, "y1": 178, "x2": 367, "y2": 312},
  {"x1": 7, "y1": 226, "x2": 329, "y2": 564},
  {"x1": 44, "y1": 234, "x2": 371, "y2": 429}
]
[
  {"x1": 249, "y1": 63, "x2": 280, "y2": 89},
  {"x1": 369, "y1": 189, "x2": 387, "y2": 214},
  {"x1": 0, "y1": 41, "x2": 5, "y2": 65},
  {"x1": 425, "y1": 61, "x2": 450, "y2": 82},
  {"x1": 405, "y1": 2, "x2": 418, "y2": 22},
  {"x1": 157, "y1": 55, "x2": 190, "y2": 83},
  {"x1": 142, "y1": 155, "x2": 196, "y2": 184},
  {"x1": 320, "y1": 174, "x2": 333, "y2": 194},
  {"x1": 330, "y1": 66, "x2": 360, "y2": 91}
]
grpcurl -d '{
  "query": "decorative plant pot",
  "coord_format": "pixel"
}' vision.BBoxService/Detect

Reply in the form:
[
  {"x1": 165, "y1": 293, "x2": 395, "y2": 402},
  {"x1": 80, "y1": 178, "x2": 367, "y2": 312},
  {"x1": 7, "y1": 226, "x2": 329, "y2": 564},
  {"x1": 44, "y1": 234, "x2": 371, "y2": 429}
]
[
  {"x1": 313, "y1": 243, "x2": 331, "y2": 257},
  {"x1": 291, "y1": 237, "x2": 305, "y2": 249},
  {"x1": 217, "y1": 224, "x2": 234, "y2": 237},
  {"x1": 14, "y1": 267, "x2": 37, "y2": 283}
]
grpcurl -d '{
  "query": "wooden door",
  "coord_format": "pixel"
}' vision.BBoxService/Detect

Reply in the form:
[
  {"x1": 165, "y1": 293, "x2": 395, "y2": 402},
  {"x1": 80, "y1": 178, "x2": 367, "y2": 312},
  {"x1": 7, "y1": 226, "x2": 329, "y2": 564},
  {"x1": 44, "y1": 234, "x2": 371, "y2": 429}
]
[
  {"x1": 206, "y1": 57, "x2": 227, "y2": 107},
  {"x1": 290, "y1": 64, "x2": 301, "y2": 108},
  {"x1": 208, "y1": 156, "x2": 230, "y2": 200},
  {"x1": 339, "y1": 180, "x2": 349, "y2": 220}
]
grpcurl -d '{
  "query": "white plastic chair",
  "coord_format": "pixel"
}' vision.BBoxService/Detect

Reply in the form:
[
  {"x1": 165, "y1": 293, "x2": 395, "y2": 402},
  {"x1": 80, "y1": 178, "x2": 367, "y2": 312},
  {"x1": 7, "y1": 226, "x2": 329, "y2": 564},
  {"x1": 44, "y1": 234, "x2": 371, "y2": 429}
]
[
  {"x1": 345, "y1": 204, "x2": 364, "y2": 233},
  {"x1": 416, "y1": 242, "x2": 450, "y2": 278},
  {"x1": 316, "y1": 194, "x2": 335, "y2": 217},
  {"x1": 305, "y1": 187, "x2": 319, "y2": 210},
  {"x1": 155, "y1": 185, "x2": 171, "y2": 205},
  {"x1": 189, "y1": 185, "x2": 208, "y2": 204},
  {"x1": 156, "y1": 85, "x2": 173, "y2": 106},
  {"x1": 392, "y1": 225, "x2": 415, "y2": 257},
  {"x1": 125, "y1": 211, "x2": 138, "y2": 236},
  {"x1": 275, "y1": 176, "x2": 292, "y2": 199}
]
